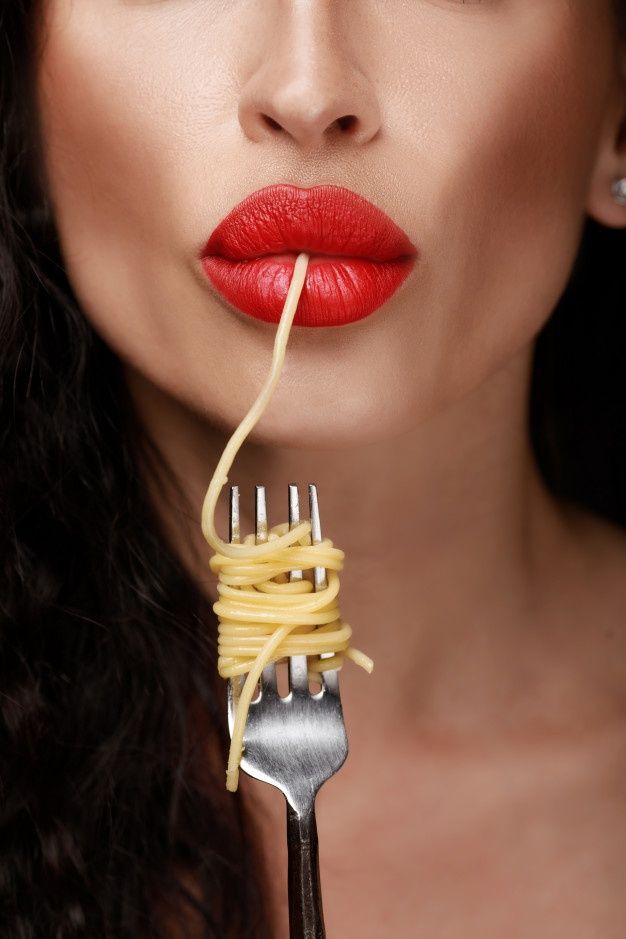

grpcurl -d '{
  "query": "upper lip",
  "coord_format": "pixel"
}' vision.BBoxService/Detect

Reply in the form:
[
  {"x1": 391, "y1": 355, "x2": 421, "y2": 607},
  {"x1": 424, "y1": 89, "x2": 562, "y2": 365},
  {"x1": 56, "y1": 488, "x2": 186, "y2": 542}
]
[{"x1": 201, "y1": 184, "x2": 417, "y2": 262}]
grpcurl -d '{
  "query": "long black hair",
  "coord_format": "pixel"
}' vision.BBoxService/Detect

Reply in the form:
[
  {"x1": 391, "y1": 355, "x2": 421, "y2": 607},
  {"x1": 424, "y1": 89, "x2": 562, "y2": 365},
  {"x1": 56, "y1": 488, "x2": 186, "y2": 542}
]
[{"x1": 1, "y1": 2, "x2": 625, "y2": 938}]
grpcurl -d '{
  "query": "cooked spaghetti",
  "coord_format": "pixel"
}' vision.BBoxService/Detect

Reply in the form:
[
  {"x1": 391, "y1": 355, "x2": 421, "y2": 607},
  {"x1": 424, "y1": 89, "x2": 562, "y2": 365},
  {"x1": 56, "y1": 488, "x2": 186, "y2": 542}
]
[{"x1": 201, "y1": 252, "x2": 373, "y2": 792}]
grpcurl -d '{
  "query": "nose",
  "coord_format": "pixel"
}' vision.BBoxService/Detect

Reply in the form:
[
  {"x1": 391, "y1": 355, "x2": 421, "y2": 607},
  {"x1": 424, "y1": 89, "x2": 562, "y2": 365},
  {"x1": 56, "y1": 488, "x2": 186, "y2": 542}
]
[{"x1": 238, "y1": 3, "x2": 381, "y2": 152}]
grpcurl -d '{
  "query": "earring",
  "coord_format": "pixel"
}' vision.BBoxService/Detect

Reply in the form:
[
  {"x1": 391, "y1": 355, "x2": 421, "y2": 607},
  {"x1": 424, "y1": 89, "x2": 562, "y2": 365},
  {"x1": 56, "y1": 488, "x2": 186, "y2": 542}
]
[{"x1": 611, "y1": 177, "x2": 626, "y2": 206}]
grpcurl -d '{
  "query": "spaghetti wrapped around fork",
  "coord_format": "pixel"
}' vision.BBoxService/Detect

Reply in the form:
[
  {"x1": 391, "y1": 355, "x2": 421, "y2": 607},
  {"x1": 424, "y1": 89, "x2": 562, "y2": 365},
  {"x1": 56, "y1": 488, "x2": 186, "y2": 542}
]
[{"x1": 201, "y1": 252, "x2": 373, "y2": 791}]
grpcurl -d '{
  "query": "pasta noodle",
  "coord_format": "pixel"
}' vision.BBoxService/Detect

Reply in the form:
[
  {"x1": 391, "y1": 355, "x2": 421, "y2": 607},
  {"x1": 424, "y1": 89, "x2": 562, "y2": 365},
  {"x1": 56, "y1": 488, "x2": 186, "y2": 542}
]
[{"x1": 201, "y1": 251, "x2": 373, "y2": 792}]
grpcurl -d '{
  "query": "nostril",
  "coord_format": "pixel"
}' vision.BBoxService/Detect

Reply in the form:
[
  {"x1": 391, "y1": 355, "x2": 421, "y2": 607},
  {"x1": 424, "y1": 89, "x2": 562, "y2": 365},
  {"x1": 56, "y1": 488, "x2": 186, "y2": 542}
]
[
  {"x1": 262, "y1": 114, "x2": 282, "y2": 131},
  {"x1": 337, "y1": 114, "x2": 357, "y2": 132},
  {"x1": 261, "y1": 112, "x2": 357, "y2": 135}
]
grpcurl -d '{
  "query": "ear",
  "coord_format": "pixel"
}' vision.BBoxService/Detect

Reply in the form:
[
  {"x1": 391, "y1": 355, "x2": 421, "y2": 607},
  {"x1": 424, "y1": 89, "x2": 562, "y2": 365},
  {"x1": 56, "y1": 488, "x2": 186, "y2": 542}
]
[{"x1": 587, "y1": 50, "x2": 626, "y2": 229}]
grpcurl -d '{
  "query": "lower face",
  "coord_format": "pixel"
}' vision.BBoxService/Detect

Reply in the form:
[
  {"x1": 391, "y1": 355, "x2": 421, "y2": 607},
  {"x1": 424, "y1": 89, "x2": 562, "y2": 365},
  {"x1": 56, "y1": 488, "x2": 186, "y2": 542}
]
[{"x1": 35, "y1": 0, "x2": 618, "y2": 448}]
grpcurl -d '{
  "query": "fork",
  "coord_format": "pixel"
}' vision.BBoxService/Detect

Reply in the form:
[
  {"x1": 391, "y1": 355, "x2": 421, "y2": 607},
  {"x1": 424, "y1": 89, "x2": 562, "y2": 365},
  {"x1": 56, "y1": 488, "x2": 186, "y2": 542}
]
[{"x1": 228, "y1": 482, "x2": 348, "y2": 939}]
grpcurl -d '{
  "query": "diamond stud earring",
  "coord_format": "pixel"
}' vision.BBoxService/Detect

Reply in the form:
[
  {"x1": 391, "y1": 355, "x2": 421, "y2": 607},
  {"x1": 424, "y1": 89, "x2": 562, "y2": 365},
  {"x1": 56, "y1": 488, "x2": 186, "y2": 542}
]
[{"x1": 611, "y1": 177, "x2": 626, "y2": 206}]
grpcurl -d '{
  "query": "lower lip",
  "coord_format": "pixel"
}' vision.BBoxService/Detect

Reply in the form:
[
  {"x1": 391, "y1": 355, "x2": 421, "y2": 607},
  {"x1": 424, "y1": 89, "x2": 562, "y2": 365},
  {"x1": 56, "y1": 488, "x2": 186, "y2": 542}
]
[{"x1": 200, "y1": 253, "x2": 416, "y2": 327}]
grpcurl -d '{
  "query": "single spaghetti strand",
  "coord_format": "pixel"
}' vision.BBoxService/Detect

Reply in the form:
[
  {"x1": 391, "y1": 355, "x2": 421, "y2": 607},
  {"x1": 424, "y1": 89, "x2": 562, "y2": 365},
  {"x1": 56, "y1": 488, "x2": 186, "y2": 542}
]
[
  {"x1": 200, "y1": 252, "x2": 373, "y2": 791},
  {"x1": 200, "y1": 254, "x2": 312, "y2": 557}
]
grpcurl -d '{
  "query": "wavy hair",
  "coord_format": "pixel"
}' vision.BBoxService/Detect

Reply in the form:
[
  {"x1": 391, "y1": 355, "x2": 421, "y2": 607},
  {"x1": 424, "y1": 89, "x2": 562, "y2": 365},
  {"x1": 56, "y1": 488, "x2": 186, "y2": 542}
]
[{"x1": 1, "y1": 1, "x2": 625, "y2": 937}]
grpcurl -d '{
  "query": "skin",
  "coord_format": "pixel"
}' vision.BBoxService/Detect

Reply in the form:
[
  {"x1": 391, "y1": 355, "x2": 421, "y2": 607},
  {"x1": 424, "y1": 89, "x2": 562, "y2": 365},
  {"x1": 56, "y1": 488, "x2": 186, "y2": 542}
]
[{"x1": 34, "y1": 1, "x2": 626, "y2": 936}]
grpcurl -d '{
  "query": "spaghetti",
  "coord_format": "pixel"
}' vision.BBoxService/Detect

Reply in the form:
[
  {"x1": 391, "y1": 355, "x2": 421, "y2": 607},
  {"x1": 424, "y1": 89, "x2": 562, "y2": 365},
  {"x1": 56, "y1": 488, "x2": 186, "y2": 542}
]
[{"x1": 201, "y1": 252, "x2": 373, "y2": 792}]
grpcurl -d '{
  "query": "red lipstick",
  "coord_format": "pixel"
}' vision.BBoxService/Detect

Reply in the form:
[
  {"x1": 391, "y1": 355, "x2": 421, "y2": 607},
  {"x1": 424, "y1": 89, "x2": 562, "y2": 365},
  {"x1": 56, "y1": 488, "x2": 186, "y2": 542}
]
[{"x1": 199, "y1": 184, "x2": 417, "y2": 327}]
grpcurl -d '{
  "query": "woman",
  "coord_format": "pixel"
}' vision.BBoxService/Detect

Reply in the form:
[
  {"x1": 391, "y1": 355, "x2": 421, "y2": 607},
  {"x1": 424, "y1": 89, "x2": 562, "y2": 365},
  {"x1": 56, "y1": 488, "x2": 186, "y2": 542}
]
[{"x1": 2, "y1": 1, "x2": 626, "y2": 936}]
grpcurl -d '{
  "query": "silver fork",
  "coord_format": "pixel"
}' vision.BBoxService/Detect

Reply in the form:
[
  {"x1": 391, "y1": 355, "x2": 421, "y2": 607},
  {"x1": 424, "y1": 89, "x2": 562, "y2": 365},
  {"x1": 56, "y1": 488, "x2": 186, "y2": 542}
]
[{"x1": 228, "y1": 482, "x2": 348, "y2": 939}]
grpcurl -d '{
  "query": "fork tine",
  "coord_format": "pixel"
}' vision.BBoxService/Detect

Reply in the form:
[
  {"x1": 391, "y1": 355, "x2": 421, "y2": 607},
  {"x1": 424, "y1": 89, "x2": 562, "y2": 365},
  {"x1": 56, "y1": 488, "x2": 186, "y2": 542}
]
[
  {"x1": 288, "y1": 485, "x2": 309, "y2": 695},
  {"x1": 229, "y1": 485, "x2": 240, "y2": 544},
  {"x1": 309, "y1": 483, "x2": 339, "y2": 696},
  {"x1": 255, "y1": 486, "x2": 278, "y2": 696},
  {"x1": 228, "y1": 487, "x2": 243, "y2": 703},
  {"x1": 255, "y1": 484, "x2": 268, "y2": 543}
]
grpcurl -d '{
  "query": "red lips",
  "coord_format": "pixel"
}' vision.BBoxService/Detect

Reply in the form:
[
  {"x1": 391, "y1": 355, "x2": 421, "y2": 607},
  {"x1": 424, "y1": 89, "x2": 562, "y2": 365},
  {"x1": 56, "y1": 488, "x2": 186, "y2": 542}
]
[{"x1": 199, "y1": 184, "x2": 417, "y2": 327}]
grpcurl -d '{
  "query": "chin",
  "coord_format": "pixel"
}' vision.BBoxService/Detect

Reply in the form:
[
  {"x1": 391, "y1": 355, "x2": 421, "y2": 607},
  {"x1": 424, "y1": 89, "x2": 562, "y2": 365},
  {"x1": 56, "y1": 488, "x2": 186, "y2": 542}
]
[{"x1": 242, "y1": 404, "x2": 419, "y2": 451}]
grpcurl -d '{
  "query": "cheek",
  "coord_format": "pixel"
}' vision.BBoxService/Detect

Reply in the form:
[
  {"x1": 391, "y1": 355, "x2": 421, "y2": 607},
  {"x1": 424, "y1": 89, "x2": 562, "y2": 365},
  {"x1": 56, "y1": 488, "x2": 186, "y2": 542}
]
[
  {"x1": 423, "y1": 11, "x2": 613, "y2": 395},
  {"x1": 34, "y1": 3, "x2": 251, "y2": 417},
  {"x1": 35, "y1": 3, "x2": 236, "y2": 247},
  {"x1": 37, "y1": 17, "x2": 155, "y2": 253},
  {"x1": 460, "y1": 29, "x2": 605, "y2": 256},
  {"x1": 35, "y1": 37, "x2": 176, "y2": 396}
]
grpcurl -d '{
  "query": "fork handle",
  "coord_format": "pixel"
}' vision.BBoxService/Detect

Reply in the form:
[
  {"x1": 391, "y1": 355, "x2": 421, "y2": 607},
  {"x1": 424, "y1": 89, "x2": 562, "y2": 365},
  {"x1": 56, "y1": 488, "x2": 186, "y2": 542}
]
[{"x1": 286, "y1": 800, "x2": 326, "y2": 939}]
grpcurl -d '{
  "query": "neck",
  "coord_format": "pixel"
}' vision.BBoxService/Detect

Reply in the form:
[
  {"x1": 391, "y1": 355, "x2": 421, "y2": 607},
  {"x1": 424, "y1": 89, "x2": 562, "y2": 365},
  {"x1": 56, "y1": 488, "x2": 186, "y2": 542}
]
[{"x1": 124, "y1": 344, "x2": 588, "y2": 741}]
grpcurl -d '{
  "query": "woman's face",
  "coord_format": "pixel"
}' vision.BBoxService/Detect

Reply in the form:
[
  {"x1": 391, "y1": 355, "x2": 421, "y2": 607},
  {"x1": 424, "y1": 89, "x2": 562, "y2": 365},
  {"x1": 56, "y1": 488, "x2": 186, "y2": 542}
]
[{"x1": 35, "y1": 1, "x2": 624, "y2": 448}]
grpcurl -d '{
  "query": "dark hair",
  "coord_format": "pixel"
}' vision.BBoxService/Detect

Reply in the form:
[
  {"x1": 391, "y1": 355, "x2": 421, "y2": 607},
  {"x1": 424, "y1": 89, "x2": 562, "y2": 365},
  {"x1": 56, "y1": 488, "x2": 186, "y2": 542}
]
[{"x1": 1, "y1": 2, "x2": 625, "y2": 937}]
